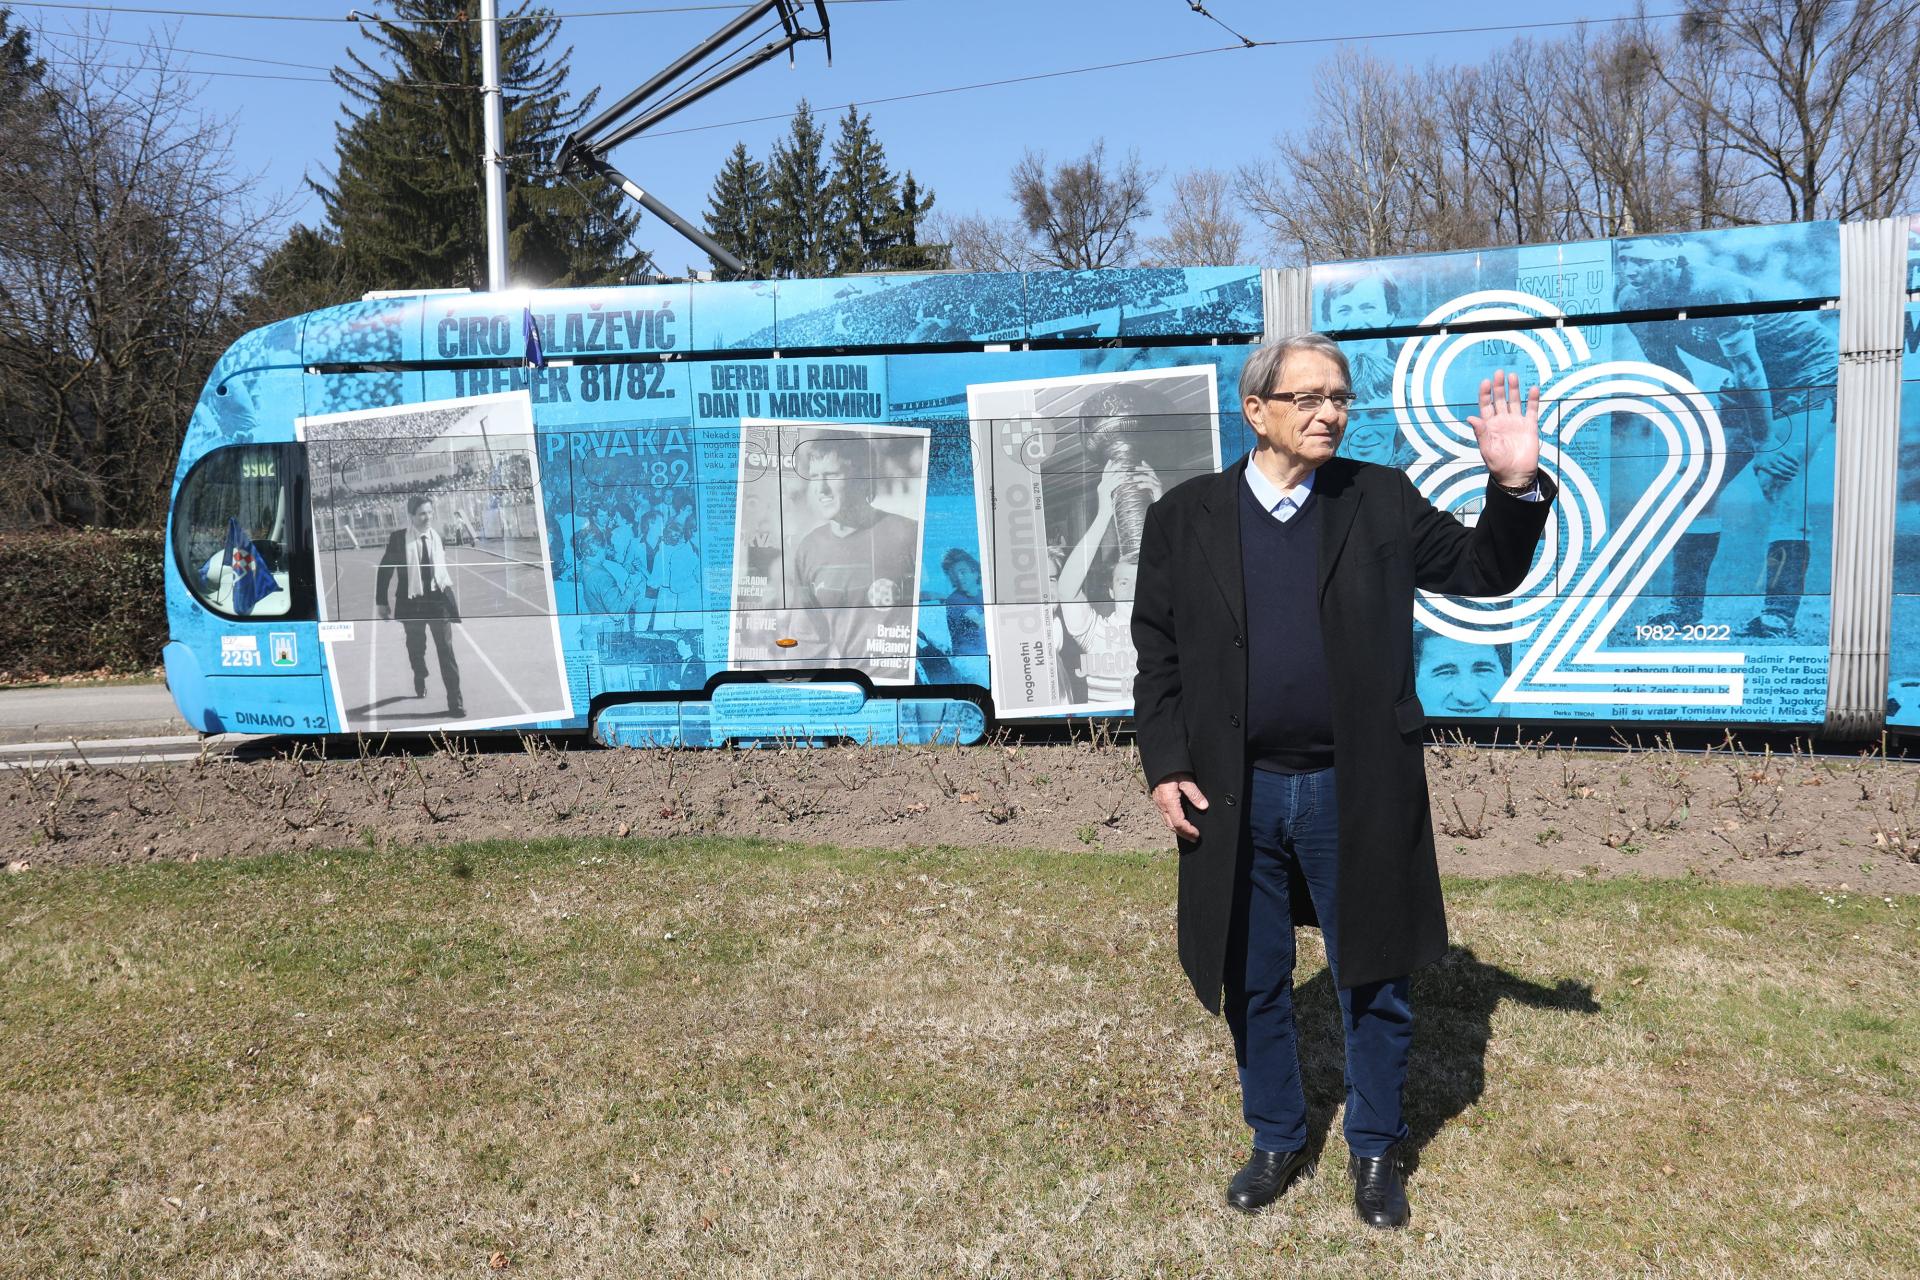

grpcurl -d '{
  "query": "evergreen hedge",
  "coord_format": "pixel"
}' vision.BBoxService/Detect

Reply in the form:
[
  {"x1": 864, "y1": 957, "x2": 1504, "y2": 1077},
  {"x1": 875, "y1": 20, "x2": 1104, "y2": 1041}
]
[{"x1": 0, "y1": 530, "x2": 168, "y2": 679}]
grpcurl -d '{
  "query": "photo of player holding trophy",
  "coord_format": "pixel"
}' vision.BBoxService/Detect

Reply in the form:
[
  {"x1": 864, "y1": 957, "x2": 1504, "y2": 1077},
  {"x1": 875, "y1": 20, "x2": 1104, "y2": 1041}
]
[{"x1": 967, "y1": 366, "x2": 1219, "y2": 716}]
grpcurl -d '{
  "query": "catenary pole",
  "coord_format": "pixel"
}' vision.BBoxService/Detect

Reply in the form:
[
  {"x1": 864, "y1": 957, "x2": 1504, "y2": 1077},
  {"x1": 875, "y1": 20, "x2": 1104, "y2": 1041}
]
[{"x1": 479, "y1": 0, "x2": 510, "y2": 291}]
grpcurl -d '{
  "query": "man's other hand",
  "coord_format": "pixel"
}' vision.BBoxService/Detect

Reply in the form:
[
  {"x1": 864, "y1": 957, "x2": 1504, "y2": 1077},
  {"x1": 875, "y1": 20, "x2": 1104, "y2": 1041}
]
[{"x1": 1151, "y1": 773, "x2": 1209, "y2": 841}]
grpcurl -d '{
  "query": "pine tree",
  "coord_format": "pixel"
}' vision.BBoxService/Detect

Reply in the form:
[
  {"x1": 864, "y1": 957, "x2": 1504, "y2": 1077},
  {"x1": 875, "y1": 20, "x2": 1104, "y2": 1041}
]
[
  {"x1": 240, "y1": 225, "x2": 358, "y2": 332},
  {"x1": 702, "y1": 141, "x2": 771, "y2": 279},
  {"x1": 827, "y1": 106, "x2": 898, "y2": 273},
  {"x1": 0, "y1": 12, "x2": 53, "y2": 250},
  {"x1": 311, "y1": 0, "x2": 640, "y2": 296},
  {"x1": 708, "y1": 105, "x2": 940, "y2": 280},
  {"x1": 0, "y1": 9, "x2": 59, "y2": 520},
  {"x1": 764, "y1": 100, "x2": 833, "y2": 279},
  {"x1": 1, "y1": 12, "x2": 45, "y2": 110},
  {"x1": 885, "y1": 171, "x2": 948, "y2": 271}
]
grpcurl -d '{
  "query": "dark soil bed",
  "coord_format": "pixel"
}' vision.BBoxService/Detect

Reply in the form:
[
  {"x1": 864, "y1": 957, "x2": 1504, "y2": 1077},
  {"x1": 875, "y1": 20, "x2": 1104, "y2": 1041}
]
[{"x1": 6, "y1": 737, "x2": 1919, "y2": 896}]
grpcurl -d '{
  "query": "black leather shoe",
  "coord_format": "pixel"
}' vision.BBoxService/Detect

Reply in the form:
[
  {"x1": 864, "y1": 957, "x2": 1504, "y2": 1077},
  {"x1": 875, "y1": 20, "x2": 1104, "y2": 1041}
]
[
  {"x1": 1225, "y1": 1146, "x2": 1313, "y2": 1214},
  {"x1": 414, "y1": 674, "x2": 427, "y2": 697},
  {"x1": 1349, "y1": 1148, "x2": 1410, "y2": 1229},
  {"x1": 448, "y1": 702, "x2": 465, "y2": 719}
]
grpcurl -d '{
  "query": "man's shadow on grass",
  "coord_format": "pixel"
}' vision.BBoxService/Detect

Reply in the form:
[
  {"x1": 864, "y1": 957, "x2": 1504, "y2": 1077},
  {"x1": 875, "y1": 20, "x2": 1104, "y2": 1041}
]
[{"x1": 1293, "y1": 945, "x2": 1599, "y2": 1171}]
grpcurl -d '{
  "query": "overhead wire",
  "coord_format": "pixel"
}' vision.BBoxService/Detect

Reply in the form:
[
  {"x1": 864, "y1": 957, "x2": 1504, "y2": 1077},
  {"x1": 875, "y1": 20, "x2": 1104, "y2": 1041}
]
[
  {"x1": 1181, "y1": 0, "x2": 1258, "y2": 49},
  {"x1": 525, "y1": 0, "x2": 906, "y2": 17},
  {"x1": 3, "y1": 0, "x2": 911, "y2": 24},
  {"x1": 31, "y1": 29, "x2": 335, "y2": 69},
  {"x1": 12, "y1": 2, "x2": 1835, "y2": 271},
  {"x1": 19, "y1": 0, "x2": 814, "y2": 90},
  {"x1": 12, "y1": 5, "x2": 1845, "y2": 112},
  {"x1": 26, "y1": 47, "x2": 478, "y2": 87},
  {"x1": 615, "y1": 3, "x2": 1860, "y2": 143},
  {"x1": 634, "y1": 42, "x2": 1261, "y2": 141},
  {"x1": 0, "y1": 0, "x2": 1846, "y2": 29},
  {"x1": 28, "y1": 54, "x2": 482, "y2": 85},
  {"x1": 3, "y1": 0, "x2": 361, "y2": 19},
  {"x1": 27, "y1": 53, "x2": 335, "y2": 81}
]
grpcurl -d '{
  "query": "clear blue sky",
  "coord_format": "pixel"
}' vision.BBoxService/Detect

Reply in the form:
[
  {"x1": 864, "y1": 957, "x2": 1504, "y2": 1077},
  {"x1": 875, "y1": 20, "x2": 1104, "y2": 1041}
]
[{"x1": 16, "y1": 0, "x2": 1648, "y2": 275}]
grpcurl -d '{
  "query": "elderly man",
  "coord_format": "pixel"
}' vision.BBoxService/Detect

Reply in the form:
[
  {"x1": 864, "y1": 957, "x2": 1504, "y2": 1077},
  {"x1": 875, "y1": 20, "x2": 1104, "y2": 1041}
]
[{"x1": 1130, "y1": 333, "x2": 1554, "y2": 1228}]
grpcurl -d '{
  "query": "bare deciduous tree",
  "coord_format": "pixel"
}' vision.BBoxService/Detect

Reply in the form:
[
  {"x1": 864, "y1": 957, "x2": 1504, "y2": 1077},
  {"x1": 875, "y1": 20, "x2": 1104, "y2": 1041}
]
[
  {"x1": 1237, "y1": 49, "x2": 1418, "y2": 264},
  {"x1": 0, "y1": 30, "x2": 279, "y2": 528},
  {"x1": 1659, "y1": 0, "x2": 1920, "y2": 222},
  {"x1": 1239, "y1": 5, "x2": 1920, "y2": 263},
  {"x1": 1397, "y1": 63, "x2": 1494, "y2": 252},
  {"x1": 1143, "y1": 168, "x2": 1246, "y2": 266},
  {"x1": 928, "y1": 210, "x2": 1037, "y2": 273},
  {"x1": 1550, "y1": 27, "x2": 1687, "y2": 236},
  {"x1": 1011, "y1": 140, "x2": 1156, "y2": 270}
]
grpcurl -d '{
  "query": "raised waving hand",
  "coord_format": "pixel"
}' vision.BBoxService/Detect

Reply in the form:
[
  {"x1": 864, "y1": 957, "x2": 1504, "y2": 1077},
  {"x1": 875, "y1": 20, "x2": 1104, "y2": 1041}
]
[{"x1": 1467, "y1": 370, "x2": 1542, "y2": 489}]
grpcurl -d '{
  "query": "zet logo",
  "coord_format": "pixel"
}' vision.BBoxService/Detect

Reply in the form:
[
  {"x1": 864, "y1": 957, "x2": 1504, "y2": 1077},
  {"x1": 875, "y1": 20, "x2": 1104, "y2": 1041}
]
[{"x1": 269, "y1": 632, "x2": 298, "y2": 667}]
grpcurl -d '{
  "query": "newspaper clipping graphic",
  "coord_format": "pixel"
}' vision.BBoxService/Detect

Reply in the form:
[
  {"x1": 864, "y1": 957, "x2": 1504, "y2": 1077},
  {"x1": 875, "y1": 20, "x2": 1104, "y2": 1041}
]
[
  {"x1": 727, "y1": 422, "x2": 931, "y2": 685},
  {"x1": 297, "y1": 391, "x2": 574, "y2": 732},
  {"x1": 967, "y1": 366, "x2": 1220, "y2": 717}
]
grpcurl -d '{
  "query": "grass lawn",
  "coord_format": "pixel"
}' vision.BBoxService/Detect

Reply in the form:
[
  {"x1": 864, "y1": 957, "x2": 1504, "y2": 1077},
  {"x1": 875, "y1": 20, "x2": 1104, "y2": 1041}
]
[{"x1": 2, "y1": 837, "x2": 1915, "y2": 1278}]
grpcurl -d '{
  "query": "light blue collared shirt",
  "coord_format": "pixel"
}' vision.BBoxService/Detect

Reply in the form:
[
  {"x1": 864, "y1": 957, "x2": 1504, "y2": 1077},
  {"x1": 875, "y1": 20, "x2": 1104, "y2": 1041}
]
[{"x1": 1243, "y1": 454, "x2": 1316, "y2": 523}]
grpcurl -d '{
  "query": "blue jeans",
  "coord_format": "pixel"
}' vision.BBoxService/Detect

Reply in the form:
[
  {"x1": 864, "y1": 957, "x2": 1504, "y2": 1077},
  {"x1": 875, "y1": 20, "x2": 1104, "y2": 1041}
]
[{"x1": 1223, "y1": 766, "x2": 1412, "y2": 1158}]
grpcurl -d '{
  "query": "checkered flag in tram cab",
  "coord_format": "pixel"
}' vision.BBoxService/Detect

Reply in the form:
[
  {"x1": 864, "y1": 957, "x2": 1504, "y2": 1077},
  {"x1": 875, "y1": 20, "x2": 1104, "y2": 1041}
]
[{"x1": 224, "y1": 515, "x2": 278, "y2": 615}]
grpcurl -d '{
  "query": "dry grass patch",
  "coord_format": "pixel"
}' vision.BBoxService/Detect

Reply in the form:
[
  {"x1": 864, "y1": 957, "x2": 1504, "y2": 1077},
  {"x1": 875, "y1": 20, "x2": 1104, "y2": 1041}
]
[{"x1": 1, "y1": 838, "x2": 1916, "y2": 1278}]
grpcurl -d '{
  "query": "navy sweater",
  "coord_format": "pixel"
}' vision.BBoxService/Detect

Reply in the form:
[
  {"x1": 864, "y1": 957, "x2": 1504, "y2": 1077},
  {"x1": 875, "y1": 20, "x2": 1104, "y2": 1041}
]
[{"x1": 1239, "y1": 479, "x2": 1336, "y2": 772}]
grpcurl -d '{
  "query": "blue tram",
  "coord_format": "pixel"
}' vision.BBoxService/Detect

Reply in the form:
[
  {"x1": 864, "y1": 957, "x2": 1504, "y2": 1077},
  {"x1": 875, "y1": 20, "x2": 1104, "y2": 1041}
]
[{"x1": 162, "y1": 215, "x2": 1920, "y2": 745}]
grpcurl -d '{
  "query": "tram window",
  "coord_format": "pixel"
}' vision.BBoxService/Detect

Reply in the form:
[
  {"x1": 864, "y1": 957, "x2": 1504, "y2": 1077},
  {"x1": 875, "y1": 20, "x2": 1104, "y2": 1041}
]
[{"x1": 174, "y1": 444, "x2": 301, "y2": 618}]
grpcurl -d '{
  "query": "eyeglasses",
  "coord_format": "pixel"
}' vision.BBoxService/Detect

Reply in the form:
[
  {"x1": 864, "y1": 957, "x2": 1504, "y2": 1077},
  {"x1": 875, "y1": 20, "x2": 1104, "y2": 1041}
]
[{"x1": 1263, "y1": 391, "x2": 1356, "y2": 413}]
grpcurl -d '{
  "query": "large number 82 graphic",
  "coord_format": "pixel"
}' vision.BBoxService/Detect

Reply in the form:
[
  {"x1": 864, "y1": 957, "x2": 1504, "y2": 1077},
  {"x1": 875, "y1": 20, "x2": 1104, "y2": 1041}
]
[{"x1": 1395, "y1": 290, "x2": 1746, "y2": 709}]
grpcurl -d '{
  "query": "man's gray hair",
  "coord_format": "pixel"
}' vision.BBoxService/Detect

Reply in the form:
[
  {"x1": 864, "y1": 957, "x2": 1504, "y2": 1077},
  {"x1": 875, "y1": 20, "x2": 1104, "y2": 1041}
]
[{"x1": 1238, "y1": 333, "x2": 1352, "y2": 408}]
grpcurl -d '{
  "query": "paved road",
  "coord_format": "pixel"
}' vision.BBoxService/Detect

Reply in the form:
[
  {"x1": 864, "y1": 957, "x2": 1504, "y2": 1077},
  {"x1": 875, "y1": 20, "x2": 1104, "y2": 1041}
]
[
  {"x1": 0, "y1": 683, "x2": 283, "y2": 768},
  {"x1": 0, "y1": 682, "x2": 187, "y2": 742}
]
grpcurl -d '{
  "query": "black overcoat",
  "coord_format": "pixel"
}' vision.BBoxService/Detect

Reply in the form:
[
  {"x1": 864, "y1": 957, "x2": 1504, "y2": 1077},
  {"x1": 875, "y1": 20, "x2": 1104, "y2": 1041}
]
[{"x1": 1131, "y1": 456, "x2": 1556, "y2": 1011}]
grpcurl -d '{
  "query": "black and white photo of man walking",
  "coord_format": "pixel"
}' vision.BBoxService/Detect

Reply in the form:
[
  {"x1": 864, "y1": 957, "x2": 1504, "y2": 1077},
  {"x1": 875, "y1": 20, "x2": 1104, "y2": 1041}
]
[{"x1": 376, "y1": 494, "x2": 464, "y2": 719}]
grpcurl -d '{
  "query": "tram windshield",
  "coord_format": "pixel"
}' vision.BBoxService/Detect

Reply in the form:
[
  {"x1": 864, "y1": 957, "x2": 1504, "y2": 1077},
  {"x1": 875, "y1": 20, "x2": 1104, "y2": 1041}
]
[{"x1": 172, "y1": 443, "x2": 303, "y2": 618}]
